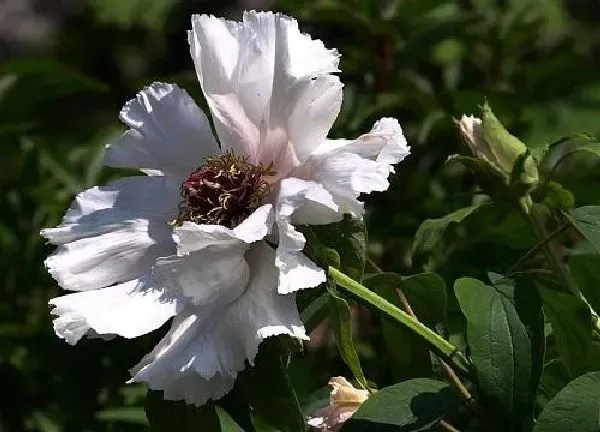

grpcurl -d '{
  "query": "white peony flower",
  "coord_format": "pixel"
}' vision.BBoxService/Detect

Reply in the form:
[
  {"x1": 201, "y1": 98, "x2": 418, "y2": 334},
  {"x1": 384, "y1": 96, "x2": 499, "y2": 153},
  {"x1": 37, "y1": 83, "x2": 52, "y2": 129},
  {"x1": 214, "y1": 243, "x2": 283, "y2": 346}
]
[{"x1": 42, "y1": 11, "x2": 410, "y2": 406}]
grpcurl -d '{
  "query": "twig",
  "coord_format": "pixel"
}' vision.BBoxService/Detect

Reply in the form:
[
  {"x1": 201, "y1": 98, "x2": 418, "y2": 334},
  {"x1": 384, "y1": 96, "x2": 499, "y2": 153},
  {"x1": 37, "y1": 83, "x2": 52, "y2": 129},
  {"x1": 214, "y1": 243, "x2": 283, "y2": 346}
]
[
  {"x1": 395, "y1": 287, "x2": 416, "y2": 317},
  {"x1": 367, "y1": 257, "x2": 477, "y2": 409},
  {"x1": 519, "y1": 197, "x2": 600, "y2": 336},
  {"x1": 439, "y1": 420, "x2": 461, "y2": 432},
  {"x1": 505, "y1": 269, "x2": 553, "y2": 278},
  {"x1": 366, "y1": 256, "x2": 383, "y2": 273},
  {"x1": 507, "y1": 221, "x2": 570, "y2": 275}
]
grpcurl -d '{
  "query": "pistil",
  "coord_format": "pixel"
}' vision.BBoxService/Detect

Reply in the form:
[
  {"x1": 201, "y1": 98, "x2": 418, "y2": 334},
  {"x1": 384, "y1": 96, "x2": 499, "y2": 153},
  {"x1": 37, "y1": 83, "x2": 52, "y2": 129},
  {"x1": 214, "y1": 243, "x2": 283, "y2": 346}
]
[{"x1": 175, "y1": 152, "x2": 274, "y2": 228}]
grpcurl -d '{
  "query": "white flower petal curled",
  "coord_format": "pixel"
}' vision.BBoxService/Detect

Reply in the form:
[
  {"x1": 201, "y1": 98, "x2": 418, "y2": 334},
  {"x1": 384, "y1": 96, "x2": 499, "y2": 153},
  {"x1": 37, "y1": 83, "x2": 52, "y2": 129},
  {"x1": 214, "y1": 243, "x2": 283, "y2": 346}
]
[
  {"x1": 232, "y1": 203, "x2": 275, "y2": 244},
  {"x1": 105, "y1": 82, "x2": 219, "y2": 180},
  {"x1": 50, "y1": 276, "x2": 183, "y2": 345},
  {"x1": 154, "y1": 244, "x2": 250, "y2": 307},
  {"x1": 297, "y1": 117, "x2": 410, "y2": 219},
  {"x1": 172, "y1": 204, "x2": 274, "y2": 255},
  {"x1": 42, "y1": 176, "x2": 179, "y2": 291},
  {"x1": 272, "y1": 119, "x2": 409, "y2": 293},
  {"x1": 275, "y1": 178, "x2": 339, "y2": 294},
  {"x1": 189, "y1": 11, "x2": 342, "y2": 167},
  {"x1": 131, "y1": 242, "x2": 306, "y2": 406}
]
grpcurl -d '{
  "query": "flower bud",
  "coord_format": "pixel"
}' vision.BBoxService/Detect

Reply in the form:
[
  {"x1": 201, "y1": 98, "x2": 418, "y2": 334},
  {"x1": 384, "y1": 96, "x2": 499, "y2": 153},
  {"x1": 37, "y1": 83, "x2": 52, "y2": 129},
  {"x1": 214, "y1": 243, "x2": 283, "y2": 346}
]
[
  {"x1": 456, "y1": 102, "x2": 538, "y2": 192},
  {"x1": 307, "y1": 377, "x2": 370, "y2": 431}
]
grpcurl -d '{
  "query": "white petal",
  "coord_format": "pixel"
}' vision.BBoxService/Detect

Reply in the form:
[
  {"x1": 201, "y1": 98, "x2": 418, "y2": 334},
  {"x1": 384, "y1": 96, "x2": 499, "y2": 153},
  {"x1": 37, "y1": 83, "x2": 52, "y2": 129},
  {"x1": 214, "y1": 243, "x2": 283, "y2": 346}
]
[
  {"x1": 49, "y1": 276, "x2": 184, "y2": 345},
  {"x1": 276, "y1": 219, "x2": 327, "y2": 294},
  {"x1": 298, "y1": 117, "x2": 410, "y2": 218},
  {"x1": 313, "y1": 152, "x2": 389, "y2": 217},
  {"x1": 189, "y1": 12, "x2": 342, "y2": 168},
  {"x1": 153, "y1": 244, "x2": 249, "y2": 307},
  {"x1": 42, "y1": 176, "x2": 178, "y2": 242},
  {"x1": 284, "y1": 74, "x2": 343, "y2": 163},
  {"x1": 105, "y1": 82, "x2": 218, "y2": 179},
  {"x1": 42, "y1": 176, "x2": 178, "y2": 291},
  {"x1": 242, "y1": 242, "x2": 307, "y2": 342},
  {"x1": 172, "y1": 204, "x2": 274, "y2": 255},
  {"x1": 172, "y1": 223, "x2": 240, "y2": 255},
  {"x1": 275, "y1": 178, "x2": 339, "y2": 294},
  {"x1": 159, "y1": 372, "x2": 237, "y2": 407},
  {"x1": 276, "y1": 178, "x2": 339, "y2": 225},
  {"x1": 232, "y1": 204, "x2": 275, "y2": 243},
  {"x1": 349, "y1": 117, "x2": 410, "y2": 167},
  {"x1": 131, "y1": 242, "x2": 307, "y2": 406}
]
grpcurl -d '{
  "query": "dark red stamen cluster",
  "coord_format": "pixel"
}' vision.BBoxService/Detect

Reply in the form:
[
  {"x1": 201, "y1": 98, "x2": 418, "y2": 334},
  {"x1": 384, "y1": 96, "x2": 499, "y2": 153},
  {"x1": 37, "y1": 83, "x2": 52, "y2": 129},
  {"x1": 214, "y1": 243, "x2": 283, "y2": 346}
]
[{"x1": 175, "y1": 152, "x2": 274, "y2": 228}]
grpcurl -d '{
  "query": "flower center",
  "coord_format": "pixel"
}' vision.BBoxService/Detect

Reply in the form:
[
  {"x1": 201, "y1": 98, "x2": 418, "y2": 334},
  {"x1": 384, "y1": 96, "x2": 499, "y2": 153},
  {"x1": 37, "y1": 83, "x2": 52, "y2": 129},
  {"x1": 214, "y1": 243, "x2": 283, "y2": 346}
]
[{"x1": 175, "y1": 152, "x2": 274, "y2": 229}]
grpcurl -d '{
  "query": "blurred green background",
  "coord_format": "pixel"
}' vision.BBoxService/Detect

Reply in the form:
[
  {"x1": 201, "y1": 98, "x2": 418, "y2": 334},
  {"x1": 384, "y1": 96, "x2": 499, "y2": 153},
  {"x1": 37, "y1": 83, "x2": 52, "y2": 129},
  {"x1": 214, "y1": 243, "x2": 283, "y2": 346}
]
[{"x1": 2, "y1": 0, "x2": 600, "y2": 430}]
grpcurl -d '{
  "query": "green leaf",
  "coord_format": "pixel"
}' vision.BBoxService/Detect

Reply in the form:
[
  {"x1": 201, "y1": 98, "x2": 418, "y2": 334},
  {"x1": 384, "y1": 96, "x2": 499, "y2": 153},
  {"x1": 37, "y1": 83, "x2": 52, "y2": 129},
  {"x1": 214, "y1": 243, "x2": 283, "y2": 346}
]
[
  {"x1": 567, "y1": 206, "x2": 600, "y2": 255},
  {"x1": 454, "y1": 277, "x2": 533, "y2": 430},
  {"x1": 0, "y1": 60, "x2": 106, "y2": 123},
  {"x1": 537, "y1": 281, "x2": 592, "y2": 377},
  {"x1": 243, "y1": 337, "x2": 305, "y2": 432},
  {"x1": 535, "y1": 181, "x2": 575, "y2": 212},
  {"x1": 412, "y1": 205, "x2": 482, "y2": 260},
  {"x1": 89, "y1": 0, "x2": 177, "y2": 30},
  {"x1": 539, "y1": 360, "x2": 571, "y2": 403},
  {"x1": 489, "y1": 274, "x2": 546, "y2": 414},
  {"x1": 327, "y1": 282, "x2": 368, "y2": 387},
  {"x1": 30, "y1": 412, "x2": 60, "y2": 432},
  {"x1": 590, "y1": 340, "x2": 600, "y2": 372},
  {"x1": 302, "y1": 234, "x2": 367, "y2": 386},
  {"x1": 570, "y1": 141, "x2": 600, "y2": 158},
  {"x1": 251, "y1": 414, "x2": 278, "y2": 432},
  {"x1": 215, "y1": 407, "x2": 245, "y2": 432},
  {"x1": 575, "y1": 141, "x2": 600, "y2": 156},
  {"x1": 570, "y1": 254, "x2": 600, "y2": 314},
  {"x1": 545, "y1": 133, "x2": 596, "y2": 152},
  {"x1": 38, "y1": 147, "x2": 84, "y2": 194},
  {"x1": 534, "y1": 372, "x2": 600, "y2": 432},
  {"x1": 0, "y1": 59, "x2": 107, "y2": 93},
  {"x1": 341, "y1": 378, "x2": 462, "y2": 431},
  {"x1": 145, "y1": 390, "x2": 220, "y2": 431},
  {"x1": 364, "y1": 273, "x2": 447, "y2": 326},
  {"x1": 302, "y1": 229, "x2": 368, "y2": 387},
  {"x1": 304, "y1": 215, "x2": 367, "y2": 281},
  {"x1": 363, "y1": 272, "x2": 447, "y2": 380},
  {"x1": 300, "y1": 291, "x2": 330, "y2": 333},
  {"x1": 515, "y1": 283, "x2": 546, "y2": 405},
  {"x1": 543, "y1": 137, "x2": 600, "y2": 175},
  {"x1": 480, "y1": 100, "x2": 529, "y2": 177},
  {"x1": 446, "y1": 154, "x2": 508, "y2": 195},
  {"x1": 96, "y1": 407, "x2": 148, "y2": 425}
]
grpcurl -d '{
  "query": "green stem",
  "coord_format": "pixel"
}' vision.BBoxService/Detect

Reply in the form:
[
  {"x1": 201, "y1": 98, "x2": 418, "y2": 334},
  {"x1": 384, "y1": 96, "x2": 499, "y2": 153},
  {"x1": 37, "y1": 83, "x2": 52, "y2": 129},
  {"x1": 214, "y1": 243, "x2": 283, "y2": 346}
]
[
  {"x1": 328, "y1": 266, "x2": 471, "y2": 376},
  {"x1": 507, "y1": 222, "x2": 570, "y2": 275},
  {"x1": 518, "y1": 196, "x2": 600, "y2": 334}
]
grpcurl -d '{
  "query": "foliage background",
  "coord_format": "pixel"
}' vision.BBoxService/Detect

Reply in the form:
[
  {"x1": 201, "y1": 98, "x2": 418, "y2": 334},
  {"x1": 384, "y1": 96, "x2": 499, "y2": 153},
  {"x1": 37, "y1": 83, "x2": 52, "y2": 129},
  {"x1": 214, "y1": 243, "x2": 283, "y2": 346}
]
[{"x1": 2, "y1": 0, "x2": 600, "y2": 430}]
